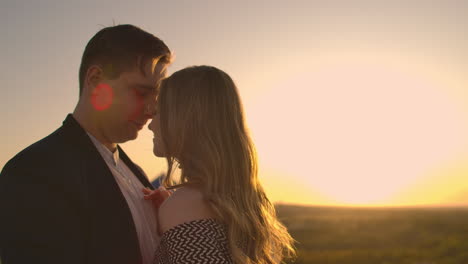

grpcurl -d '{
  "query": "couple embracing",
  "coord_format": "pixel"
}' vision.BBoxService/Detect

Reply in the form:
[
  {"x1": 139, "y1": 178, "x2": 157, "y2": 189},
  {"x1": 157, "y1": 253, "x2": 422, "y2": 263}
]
[{"x1": 0, "y1": 25, "x2": 295, "y2": 264}]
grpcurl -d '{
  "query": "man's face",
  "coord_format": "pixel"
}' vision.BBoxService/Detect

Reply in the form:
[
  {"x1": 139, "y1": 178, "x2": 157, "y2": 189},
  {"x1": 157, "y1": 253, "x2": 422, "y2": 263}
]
[{"x1": 98, "y1": 61, "x2": 167, "y2": 144}]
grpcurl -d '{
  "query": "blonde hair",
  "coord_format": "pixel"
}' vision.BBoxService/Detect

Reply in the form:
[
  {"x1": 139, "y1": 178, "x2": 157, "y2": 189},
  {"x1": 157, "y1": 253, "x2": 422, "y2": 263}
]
[{"x1": 158, "y1": 66, "x2": 296, "y2": 264}]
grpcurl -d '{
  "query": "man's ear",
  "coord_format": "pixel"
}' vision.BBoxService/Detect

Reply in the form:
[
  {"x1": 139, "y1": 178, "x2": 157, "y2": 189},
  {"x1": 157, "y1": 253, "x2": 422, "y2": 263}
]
[{"x1": 83, "y1": 65, "x2": 104, "y2": 95}]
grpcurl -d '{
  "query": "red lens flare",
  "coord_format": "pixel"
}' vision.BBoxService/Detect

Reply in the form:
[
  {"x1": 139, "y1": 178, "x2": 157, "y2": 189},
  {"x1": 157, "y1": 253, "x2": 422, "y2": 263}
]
[{"x1": 91, "y1": 83, "x2": 114, "y2": 111}]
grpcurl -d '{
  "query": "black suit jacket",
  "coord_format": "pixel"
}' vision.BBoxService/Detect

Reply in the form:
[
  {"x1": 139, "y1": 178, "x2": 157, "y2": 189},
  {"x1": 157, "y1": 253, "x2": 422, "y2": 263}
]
[{"x1": 0, "y1": 114, "x2": 154, "y2": 264}]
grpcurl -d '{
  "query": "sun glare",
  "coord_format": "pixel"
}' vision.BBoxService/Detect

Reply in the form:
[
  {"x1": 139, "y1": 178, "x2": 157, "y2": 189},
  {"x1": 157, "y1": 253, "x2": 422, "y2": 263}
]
[{"x1": 249, "y1": 59, "x2": 468, "y2": 206}]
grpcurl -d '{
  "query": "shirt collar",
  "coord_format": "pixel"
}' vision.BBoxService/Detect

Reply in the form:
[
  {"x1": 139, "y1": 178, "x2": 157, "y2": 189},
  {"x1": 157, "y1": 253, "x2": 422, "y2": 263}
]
[{"x1": 87, "y1": 132, "x2": 119, "y2": 166}]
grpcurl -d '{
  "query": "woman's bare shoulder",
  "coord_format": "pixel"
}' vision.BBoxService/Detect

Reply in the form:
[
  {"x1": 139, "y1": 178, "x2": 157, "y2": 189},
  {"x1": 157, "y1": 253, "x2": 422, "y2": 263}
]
[{"x1": 158, "y1": 186, "x2": 217, "y2": 233}]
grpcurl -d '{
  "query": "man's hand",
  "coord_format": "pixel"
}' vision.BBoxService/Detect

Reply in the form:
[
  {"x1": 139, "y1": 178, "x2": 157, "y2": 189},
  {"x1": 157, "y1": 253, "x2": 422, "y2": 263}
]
[{"x1": 142, "y1": 186, "x2": 172, "y2": 209}]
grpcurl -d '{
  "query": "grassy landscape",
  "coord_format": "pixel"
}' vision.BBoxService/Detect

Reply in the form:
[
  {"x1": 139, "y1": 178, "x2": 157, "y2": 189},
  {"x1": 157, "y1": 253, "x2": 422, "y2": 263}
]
[
  {"x1": 276, "y1": 204, "x2": 468, "y2": 264},
  {"x1": 2, "y1": 205, "x2": 467, "y2": 264}
]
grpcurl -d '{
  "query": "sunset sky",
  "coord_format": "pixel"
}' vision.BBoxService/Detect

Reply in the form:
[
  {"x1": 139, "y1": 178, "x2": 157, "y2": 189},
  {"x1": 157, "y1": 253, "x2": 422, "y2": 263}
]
[{"x1": 1, "y1": 0, "x2": 468, "y2": 206}]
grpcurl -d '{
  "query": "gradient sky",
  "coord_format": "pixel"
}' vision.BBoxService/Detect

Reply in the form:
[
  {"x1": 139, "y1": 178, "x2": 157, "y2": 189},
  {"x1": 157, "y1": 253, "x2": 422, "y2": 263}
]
[{"x1": 1, "y1": 0, "x2": 468, "y2": 206}]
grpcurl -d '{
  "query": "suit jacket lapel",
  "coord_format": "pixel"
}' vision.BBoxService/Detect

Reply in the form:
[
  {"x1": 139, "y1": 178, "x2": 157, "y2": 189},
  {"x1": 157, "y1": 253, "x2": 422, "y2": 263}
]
[
  {"x1": 59, "y1": 114, "x2": 142, "y2": 263},
  {"x1": 118, "y1": 146, "x2": 154, "y2": 190}
]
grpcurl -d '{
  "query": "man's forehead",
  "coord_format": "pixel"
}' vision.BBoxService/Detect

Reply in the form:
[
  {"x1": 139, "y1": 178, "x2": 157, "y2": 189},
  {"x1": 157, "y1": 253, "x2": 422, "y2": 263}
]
[
  {"x1": 124, "y1": 64, "x2": 165, "y2": 84},
  {"x1": 122, "y1": 72, "x2": 158, "y2": 90}
]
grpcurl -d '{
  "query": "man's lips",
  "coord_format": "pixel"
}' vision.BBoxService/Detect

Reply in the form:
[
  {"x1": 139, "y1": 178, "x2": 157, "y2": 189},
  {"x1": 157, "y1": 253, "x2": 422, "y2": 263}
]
[{"x1": 131, "y1": 121, "x2": 145, "y2": 130}]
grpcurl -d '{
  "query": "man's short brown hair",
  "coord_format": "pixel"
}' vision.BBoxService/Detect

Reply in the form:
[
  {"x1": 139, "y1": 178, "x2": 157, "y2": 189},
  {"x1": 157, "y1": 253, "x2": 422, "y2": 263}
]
[{"x1": 78, "y1": 24, "x2": 172, "y2": 95}]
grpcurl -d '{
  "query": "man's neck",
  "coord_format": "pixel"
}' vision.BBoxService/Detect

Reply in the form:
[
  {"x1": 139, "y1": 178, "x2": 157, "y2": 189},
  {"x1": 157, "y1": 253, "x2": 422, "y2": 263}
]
[{"x1": 72, "y1": 107, "x2": 117, "y2": 152}]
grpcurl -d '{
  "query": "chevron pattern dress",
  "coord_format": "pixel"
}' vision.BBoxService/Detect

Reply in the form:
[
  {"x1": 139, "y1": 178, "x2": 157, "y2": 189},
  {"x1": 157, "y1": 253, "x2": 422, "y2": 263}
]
[{"x1": 153, "y1": 218, "x2": 233, "y2": 263}]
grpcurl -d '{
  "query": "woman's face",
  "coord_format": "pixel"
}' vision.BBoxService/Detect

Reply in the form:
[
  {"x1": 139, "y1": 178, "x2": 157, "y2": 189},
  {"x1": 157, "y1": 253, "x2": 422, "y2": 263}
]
[{"x1": 148, "y1": 113, "x2": 166, "y2": 157}]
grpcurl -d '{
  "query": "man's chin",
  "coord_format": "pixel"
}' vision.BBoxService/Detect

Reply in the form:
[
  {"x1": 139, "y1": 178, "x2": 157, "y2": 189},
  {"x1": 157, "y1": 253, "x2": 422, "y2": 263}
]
[
  {"x1": 116, "y1": 132, "x2": 138, "y2": 144},
  {"x1": 127, "y1": 132, "x2": 139, "y2": 141}
]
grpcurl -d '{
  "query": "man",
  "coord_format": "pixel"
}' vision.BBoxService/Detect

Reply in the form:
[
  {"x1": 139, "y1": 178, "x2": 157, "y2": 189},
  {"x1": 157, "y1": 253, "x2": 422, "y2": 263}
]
[{"x1": 0, "y1": 24, "x2": 172, "y2": 264}]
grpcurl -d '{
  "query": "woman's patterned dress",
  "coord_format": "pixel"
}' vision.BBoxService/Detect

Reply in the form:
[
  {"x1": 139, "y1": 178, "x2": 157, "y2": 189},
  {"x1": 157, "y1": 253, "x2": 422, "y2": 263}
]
[{"x1": 154, "y1": 219, "x2": 233, "y2": 264}]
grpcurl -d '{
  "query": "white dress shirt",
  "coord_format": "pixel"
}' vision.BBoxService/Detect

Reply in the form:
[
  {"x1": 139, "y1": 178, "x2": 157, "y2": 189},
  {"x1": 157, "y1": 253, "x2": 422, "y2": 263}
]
[{"x1": 87, "y1": 133, "x2": 159, "y2": 264}]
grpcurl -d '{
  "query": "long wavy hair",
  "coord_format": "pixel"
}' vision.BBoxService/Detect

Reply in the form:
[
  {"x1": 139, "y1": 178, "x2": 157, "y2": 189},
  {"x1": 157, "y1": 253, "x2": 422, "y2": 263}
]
[{"x1": 157, "y1": 66, "x2": 295, "y2": 264}]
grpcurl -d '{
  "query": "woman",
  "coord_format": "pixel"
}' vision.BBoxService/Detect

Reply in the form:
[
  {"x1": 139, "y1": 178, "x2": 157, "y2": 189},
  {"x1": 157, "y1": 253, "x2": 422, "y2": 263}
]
[{"x1": 144, "y1": 66, "x2": 295, "y2": 264}]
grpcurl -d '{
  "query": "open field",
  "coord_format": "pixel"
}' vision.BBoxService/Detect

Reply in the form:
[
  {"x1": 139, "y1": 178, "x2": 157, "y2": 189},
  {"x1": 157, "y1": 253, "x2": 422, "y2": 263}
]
[
  {"x1": 2, "y1": 205, "x2": 467, "y2": 264},
  {"x1": 276, "y1": 205, "x2": 468, "y2": 264}
]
